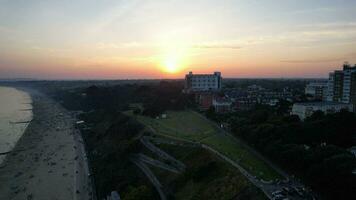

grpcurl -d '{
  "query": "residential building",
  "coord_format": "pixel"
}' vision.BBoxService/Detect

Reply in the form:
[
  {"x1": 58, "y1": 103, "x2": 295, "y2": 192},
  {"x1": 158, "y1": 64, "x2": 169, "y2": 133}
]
[
  {"x1": 213, "y1": 97, "x2": 232, "y2": 113},
  {"x1": 305, "y1": 82, "x2": 328, "y2": 100},
  {"x1": 184, "y1": 71, "x2": 222, "y2": 93},
  {"x1": 326, "y1": 63, "x2": 356, "y2": 105},
  {"x1": 342, "y1": 65, "x2": 356, "y2": 104},
  {"x1": 291, "y1": 102, "x2": 353, "y2": 120},
  {"x1": 197, "y1": 93, "x2": 214, "y2": 110},
  {"x1": 247, "y1": 84, "x2": 264, "y2": 91},
  {"x1": 224, "y1": 87, "x2": 293, "y2": 110}
]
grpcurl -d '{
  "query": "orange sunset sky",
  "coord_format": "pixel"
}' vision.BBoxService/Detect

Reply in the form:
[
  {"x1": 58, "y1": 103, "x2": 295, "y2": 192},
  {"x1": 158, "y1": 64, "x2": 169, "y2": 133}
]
[{"x1": 1, "y1": 0, "x2": 356, "y2": 79}]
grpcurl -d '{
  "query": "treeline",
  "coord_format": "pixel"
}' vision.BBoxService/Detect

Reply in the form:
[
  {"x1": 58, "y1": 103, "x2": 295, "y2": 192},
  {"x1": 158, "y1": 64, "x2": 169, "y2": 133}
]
[
  {"x1": 50, "y1": 80, "x2": 191, "y2": 116},
  {"x1": 213, "y1": 107, "x2": 356, "y2": 199},
  {"x1": 137, "y1": 81, "x2": 194, "y2": 117},
  {"x1": 223, "y1": 79, "x2": 309, "y2": 93}
]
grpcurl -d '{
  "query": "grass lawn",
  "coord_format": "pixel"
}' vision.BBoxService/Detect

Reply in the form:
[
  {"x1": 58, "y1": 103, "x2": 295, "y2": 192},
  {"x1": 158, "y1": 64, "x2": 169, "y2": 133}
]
[
  {"x1": 126, "y1": 110, "x2": 215, "y2": 141},
  {"x1": 126, "y1": 110, "x2": 282, "y2": 181},
  {"x1": 201, "y1": 134, "x2": 281, "y2": 180},
  {"x1": 149, "y1": 144, "x2": 267, "y2": 200}
]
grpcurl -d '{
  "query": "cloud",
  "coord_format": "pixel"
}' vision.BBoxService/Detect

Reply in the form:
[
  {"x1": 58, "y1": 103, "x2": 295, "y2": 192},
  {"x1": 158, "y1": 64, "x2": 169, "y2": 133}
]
[
  {"x1": 0, "y1": 25, "x2": 17, "y2": 35},
  {"x1": 290, "y1": 7, "x2": 335, "y2": 15},
  {"x1": 280, "y1": 54, "x2": 356, "y2": 64},
  {"x1": 280, "y1": 52, "x2": 356, "y2": 64},
  {"x1": 297, "y1": 22, "x2": 356, "y2": 29},
  {"x1": 192, "y1": 44, "x2": 241, "y2": 50},
  {"x1": 97, "y1": 42, "x2": 143, "y2": 49},
  {"x1": 293, "y1": 22, "x2": 356, "y2": 40}
]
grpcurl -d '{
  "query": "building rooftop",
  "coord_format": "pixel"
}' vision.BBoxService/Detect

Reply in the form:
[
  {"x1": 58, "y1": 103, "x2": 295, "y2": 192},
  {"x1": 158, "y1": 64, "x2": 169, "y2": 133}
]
[{"x1": 186, "y1": 72, "x2": 221, "y2": 76}]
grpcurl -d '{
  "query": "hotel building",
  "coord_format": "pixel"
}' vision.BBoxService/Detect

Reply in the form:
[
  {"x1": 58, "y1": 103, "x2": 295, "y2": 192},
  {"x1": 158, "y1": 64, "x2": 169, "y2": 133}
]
[{"x1": 184, "y1": 72, "x2": 222, "y2": 93}]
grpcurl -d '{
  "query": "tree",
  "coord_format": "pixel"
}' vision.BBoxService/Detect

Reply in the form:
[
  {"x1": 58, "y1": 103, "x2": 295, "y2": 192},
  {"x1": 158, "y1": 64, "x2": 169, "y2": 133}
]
[
  {"x1": 206, "y1": 106, "x2": 216, "y2": 119},
  {"x1": 133, "y1": 108, "x2": 141, "y2": 115},
  {"x1": 123, "y1": 185, "x2": 154, "y2": 200},
  {"x1": 306, "y1": 110, "x2": 325, "y2": 122}
]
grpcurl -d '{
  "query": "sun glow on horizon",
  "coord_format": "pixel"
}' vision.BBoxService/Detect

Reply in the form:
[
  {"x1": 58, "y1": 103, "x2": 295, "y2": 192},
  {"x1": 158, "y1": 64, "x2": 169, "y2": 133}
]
[
  {"x1": 164, "y1": 55, "x2": 179, "y2": 73},
  {"x1": 159, "y1": 47, "x2": 189, "y2": 74}
]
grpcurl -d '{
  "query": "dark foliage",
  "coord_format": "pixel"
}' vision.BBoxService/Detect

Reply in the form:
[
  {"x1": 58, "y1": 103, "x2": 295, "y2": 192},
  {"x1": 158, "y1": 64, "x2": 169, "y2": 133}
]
[
  {"x1": 223, "y1": 108, "x2": 356, "y2": 199},
  {"x1": 80, "y1": 111, "x2": 159, "y2": 199},
  {"x1": 139, "y1": 81, "x2": 194, "y2": 117}
]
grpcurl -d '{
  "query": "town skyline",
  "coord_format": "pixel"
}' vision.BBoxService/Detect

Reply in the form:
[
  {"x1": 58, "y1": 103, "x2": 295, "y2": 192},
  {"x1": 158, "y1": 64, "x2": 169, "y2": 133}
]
[{"x1": 1, "y1": 0, "x2": 356, "y2": 79}]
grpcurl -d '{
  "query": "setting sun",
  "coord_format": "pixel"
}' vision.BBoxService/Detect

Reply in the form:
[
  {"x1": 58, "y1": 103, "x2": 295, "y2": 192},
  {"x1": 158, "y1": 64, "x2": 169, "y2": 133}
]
[
  {"x1": 164, "y1": 56, "x2": 179, "y2": 73},
  {"x1": 159, "y1": 48, "x2": 189, "y2": 74}
]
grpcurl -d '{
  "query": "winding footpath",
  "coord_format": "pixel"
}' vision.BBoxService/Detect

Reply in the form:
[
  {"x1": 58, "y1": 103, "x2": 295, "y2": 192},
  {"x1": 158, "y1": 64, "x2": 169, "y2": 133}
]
[{"x1": 130, "y1": 156, "x2": 166, "y2": 200}]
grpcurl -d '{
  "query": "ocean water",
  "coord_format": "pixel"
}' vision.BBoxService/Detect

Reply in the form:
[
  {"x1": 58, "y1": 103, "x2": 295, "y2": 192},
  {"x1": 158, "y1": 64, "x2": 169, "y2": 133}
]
[{"x1": 0, "y1": 86, "x2": 33, "y2": 164}]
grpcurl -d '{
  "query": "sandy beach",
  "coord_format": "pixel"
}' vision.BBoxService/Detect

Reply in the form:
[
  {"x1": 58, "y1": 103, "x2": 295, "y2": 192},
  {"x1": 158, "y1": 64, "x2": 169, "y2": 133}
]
[{"x1": 0, "y1": 88, "x2": 92, "y2": 200}]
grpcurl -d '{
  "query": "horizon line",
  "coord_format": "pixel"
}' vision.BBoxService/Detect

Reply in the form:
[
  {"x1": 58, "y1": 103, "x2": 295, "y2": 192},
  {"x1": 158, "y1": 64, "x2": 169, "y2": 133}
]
[{"x1": 0, "y1": 77, "x2": 328, "y2": 82}]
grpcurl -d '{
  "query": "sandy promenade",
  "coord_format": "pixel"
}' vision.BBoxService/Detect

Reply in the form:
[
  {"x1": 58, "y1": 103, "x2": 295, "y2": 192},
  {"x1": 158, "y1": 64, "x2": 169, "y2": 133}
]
[{"x1": 0, "y1": 89, "x2": 92, "y2": 200}]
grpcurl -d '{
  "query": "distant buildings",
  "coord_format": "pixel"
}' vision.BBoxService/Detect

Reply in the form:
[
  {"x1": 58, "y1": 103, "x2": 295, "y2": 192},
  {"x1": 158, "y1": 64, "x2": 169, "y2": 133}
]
[
  {"x1": 212, "y1": 97, "x2": 232, "y2": 113},
  {"x1": 291, "y1": 102, "x2": 353, "y2": 120},
  {"x1": 305, "y1": 82, "x2": 328, "y2": 100},
  {"x1": 225, "y1": 85, "x2": 293, "y2": 110},
  {"x1": 184, "y1": 71, "x2": 229, "y2": 112},
  {"x1": 197, "y1": 93, "x2": 215, "y2": 110},
  {"x1": 196, "y1": 93, "x2": 232, "y2": 113},
  {"x1": 247, "y1": 84, "x2": 264, "y2": 91},
  {"x1": 184, "y1": 71, "x2": 222, "y2": 93},
  {"x1": 293, "y1": 63, "x2": 356, "y2": 119},
  {"x1": 326, "y1": 63, "x2": 356, "y2": 105}
]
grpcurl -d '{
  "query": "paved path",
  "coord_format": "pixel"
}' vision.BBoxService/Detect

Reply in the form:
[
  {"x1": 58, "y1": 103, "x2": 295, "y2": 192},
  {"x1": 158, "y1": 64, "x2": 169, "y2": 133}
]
[
  {"x1": 136, "y1": 153, "x2": 182, "y2": 174},
  {"x1": 141, "y1": 137, "x2": 185, "y2": 171},
  {"x1": 149, "y1": 133, "x2": 310, "y2": 200},
  {"x1": 195, "y1": 111, "x2": 290, "y2": 179},
  {"x1": 130, "y1": 156, "x2": 166, "y2": 200}
]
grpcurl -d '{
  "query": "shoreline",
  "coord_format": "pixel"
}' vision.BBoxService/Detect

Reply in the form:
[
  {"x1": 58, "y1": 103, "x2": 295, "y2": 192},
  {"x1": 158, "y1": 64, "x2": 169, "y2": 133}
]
[
  {"x1": 0, "y1": 87, "x2": 92, "y2": 200},
  {"x1": 0, "y1": 87, "x2": 43, "y2": 167},
  {"x1": 0, "y1": 86, "x2": 33, "y2": 166}
]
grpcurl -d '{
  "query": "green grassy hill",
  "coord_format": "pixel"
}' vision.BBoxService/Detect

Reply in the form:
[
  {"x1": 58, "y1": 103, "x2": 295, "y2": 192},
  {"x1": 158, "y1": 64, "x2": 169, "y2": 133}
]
[
  {"x1": 126, "y1": 110, "x2": 281, "y2": 181},
  {"x1": 148, "y1": 142, "x2": 267, "y2": 200}
]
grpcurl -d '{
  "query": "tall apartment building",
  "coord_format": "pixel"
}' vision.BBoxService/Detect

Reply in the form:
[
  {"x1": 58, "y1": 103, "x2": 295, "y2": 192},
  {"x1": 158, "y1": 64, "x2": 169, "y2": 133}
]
[
  {"x1": 184, "y1": 71, "x2": 222, "y2": 93},
  {"x1": 326, "y1": 63, "x2": 356, "y2": 106}
]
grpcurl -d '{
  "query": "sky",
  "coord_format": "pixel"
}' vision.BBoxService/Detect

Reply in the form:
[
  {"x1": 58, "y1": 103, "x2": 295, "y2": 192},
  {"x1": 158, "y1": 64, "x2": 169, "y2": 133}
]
[{"x1": 1, "y1": 0, "x2": 356, "y2": 79}]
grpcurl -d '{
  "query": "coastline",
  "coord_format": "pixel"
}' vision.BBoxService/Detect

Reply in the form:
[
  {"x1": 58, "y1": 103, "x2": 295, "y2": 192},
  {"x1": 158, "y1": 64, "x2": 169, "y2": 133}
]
[
  {"x1": 0, "y1": 87, "x2": 92, "y2": 200},
  {"x1": 0, "y1": 86, "x2": 32, "y2": 166}
]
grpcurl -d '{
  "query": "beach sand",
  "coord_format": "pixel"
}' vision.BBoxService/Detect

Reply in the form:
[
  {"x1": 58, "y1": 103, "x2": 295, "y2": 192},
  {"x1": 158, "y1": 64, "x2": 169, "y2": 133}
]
[{"x1": 0, "y1": 89, "x2": 92, "y2": 200}]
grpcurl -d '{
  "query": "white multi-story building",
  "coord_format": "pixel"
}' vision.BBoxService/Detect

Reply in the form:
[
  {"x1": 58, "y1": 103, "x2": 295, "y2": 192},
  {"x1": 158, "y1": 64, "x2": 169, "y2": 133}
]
[
  {"x1": 184, "y1": 72, "x2": 222, "y2": 93},
  {"x1": 291, "y1": 102, "x2": 353, "y2": 120}
]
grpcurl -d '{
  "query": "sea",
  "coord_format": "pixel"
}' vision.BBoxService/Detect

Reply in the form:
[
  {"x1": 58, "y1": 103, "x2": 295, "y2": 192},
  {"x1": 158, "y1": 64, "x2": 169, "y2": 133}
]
[{"x1": 0, "y1": 86, "x2": 33, "y2": 165}]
